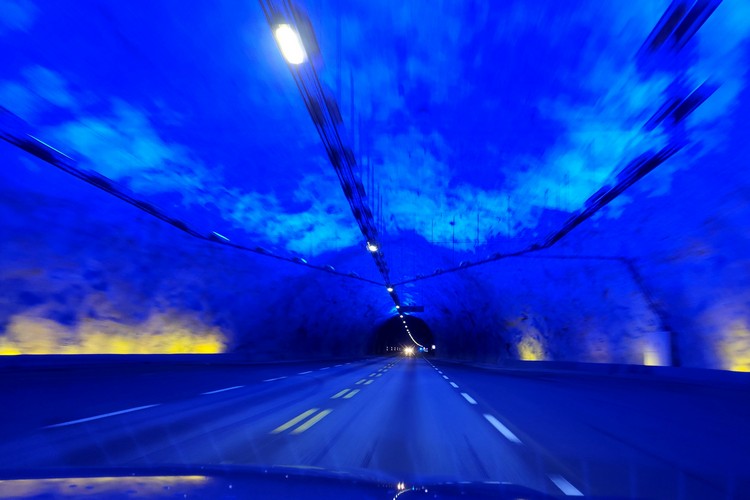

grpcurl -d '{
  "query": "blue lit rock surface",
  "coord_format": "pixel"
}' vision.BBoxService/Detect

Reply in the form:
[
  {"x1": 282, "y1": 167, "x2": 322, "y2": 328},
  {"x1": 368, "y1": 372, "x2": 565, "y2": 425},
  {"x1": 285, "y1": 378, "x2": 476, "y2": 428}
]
[
  {"x1": 1, "y1": 0, "x2": 749, "y2": 369},
  {"x1": 2, "y1": 138, "x2": 748, "y2": 370}
]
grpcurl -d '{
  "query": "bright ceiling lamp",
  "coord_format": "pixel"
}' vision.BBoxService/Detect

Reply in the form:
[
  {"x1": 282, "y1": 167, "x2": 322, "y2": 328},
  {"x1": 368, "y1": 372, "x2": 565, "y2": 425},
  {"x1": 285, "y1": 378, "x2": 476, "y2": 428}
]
[
  {"x1": 367, "y1": 242, "x2": 379, "y2": 252},
  {"x1": 274, "y1": 24, "x2": 306, "y2": 64},
  {"x1": 386, "y1": 286, "x2": 394, "y2": 293}
]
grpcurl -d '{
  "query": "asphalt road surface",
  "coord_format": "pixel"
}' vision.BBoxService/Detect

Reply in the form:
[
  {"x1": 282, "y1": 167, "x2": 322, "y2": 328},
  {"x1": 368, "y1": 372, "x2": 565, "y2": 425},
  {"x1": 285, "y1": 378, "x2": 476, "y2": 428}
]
[{"x1": 1, "y1": 356, "x2": 748, "y2": 498}]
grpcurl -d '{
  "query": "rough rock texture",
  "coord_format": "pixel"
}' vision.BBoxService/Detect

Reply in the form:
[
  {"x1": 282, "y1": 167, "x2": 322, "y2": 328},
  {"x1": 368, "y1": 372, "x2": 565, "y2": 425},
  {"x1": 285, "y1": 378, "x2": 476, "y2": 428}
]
[{"x1": 1, "y1": 128, "x2": 749, "y2": 370}]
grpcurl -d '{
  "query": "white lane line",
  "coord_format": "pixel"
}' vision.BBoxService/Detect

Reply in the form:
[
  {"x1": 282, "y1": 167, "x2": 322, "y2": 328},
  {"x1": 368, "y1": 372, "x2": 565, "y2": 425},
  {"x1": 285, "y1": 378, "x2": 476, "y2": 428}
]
[
  {"x1": 45, "y1": 404, "x2": 160, "y2": 429},
  {"x1": 291, "y1": 409, "x2": 333, "y2": 434},
  {"x1": 343, "y1": 389, "x2": 360, "y2": 399},
  {"x1": 331, "y1": 389, "x2": 350, "y2": 399},
  {"x1": 548, "y1": 474, "x2": 583, "y2": 496},
  {"x1": 483, "y1": 414, "x2": 523, "y2": 444},
  {"x1": 263, "y1": 376, "x2": 286, "y2": 382},
  {"x1": 320, "y1": 367, "x2": 330, "y2": 370},
  {"x1": 461, "y1": 393, "x2": 477, "y2": 405},
  {"x1": 450, "y1": 382, "x2": 459, "y2": 389},
  {"x1": 298, "y1": 371, "x2": 313, "y2": 375},
  {"x1": 442, "y1": 375, "x2": 449, "y2": 380},
  {"x1": 364, "y1": 380, "x2": 374, "y2": 385},
  {"x1": 202, "y1": 385, "x2": 244, "y2": 395},
  {"x1": 334, "y1": 364, "x2": 342, "y2": 367},
  {"x1": 355, "y1": 379, "x2": 366, "y2": 385},
  {"x1": 271, "y1": 408, "x2": 318, "y2": 434}
]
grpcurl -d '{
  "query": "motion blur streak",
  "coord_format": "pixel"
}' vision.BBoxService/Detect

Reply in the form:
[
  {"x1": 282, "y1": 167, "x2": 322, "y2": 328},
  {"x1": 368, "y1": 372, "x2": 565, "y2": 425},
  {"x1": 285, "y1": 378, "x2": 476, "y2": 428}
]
[{"x1": 0, "y1": 0, "x2": 750, "y2": 498}]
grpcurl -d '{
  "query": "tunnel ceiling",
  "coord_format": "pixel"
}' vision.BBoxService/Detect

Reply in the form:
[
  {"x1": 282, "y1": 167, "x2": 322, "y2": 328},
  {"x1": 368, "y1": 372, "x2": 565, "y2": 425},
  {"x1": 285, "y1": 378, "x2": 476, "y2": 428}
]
[{"x1": 2, "y1": 0, "x2": 749, "y2": 365}]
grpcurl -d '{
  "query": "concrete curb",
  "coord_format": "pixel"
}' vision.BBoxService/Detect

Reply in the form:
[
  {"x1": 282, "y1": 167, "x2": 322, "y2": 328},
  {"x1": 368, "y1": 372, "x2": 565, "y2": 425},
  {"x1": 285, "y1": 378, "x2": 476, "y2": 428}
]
[{"x1": 434, "y1": 357, "x2": 750, "y2": 387}]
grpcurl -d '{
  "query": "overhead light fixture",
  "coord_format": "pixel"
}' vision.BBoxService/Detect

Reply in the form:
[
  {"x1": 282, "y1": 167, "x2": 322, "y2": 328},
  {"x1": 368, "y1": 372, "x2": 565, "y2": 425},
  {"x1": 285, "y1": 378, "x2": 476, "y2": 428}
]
[
  {"x1": 396, "y1": 305, "x2": 400, "y2": 309},
  {"x1": 399, "y1": 314, "x2": 403, "y2": 318},
  {"x1": 367, "y1": 242, "x2": 378, "y2": 252},
  {"x1": 274, "y1": 24, "x2": 306, "y2": 64},
  {"x1": 210, "y1": 231, "x2": 230, "y2": 242},
  {"x1": 386, "y1": 286, "x2": 394, "y2": 293}
]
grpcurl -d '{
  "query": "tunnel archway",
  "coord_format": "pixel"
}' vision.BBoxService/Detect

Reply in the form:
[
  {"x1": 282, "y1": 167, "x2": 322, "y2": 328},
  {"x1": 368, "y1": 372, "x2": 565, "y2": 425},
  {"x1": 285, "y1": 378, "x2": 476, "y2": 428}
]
[{"x1": 369, "y1": 315, "x2": 435, "y2": 355}]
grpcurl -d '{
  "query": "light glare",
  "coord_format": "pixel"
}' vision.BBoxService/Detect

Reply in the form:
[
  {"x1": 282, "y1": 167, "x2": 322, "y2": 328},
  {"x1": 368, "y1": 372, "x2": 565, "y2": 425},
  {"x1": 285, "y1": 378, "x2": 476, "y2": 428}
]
[{"x1": 274, "y1": 24, "x2": 306, "y2": 65}]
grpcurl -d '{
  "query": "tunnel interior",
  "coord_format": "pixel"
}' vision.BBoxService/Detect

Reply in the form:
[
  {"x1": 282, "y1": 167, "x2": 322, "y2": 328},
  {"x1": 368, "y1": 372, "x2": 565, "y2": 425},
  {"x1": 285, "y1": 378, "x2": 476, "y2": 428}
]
[
  {"x1": 369, "y1": 315, "x2": 435, "y2": 355},
  {"x1": 1, "y1": 3, "x2": 750, "y2": 497},
  {"x1": 0, "y1": 0, "x2": 748, "y2": 372}
]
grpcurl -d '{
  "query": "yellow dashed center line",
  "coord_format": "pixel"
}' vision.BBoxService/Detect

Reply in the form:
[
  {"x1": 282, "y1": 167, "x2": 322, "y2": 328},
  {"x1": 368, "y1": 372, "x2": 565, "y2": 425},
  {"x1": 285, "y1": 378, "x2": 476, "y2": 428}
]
[
  {"x1": 291, "y1": 409, "x2": 333, "y2": 434},
  {"x1": 331, "y1": 389, "x2": 350, "y2": 399},
  {"x1": 271, "y1": 408, "x2": 318, "y2": 434},
  {"x1": 343, "y1": 389, "x2": 360, "y2": 399}
]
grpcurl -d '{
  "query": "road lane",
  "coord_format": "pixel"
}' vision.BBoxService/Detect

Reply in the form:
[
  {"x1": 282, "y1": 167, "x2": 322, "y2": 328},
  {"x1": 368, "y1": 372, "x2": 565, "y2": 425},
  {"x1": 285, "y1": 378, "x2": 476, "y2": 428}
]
[
  {"x1": 0, "y1": 358, "x2": 380, "y2": 464},
  {"x1": 2, "y1": 355, "x2": 747, "y2": 498},
  {"x1": 0, "y1": 358, "x2": 367, "y2": 437},
  {"x1": 0, "y1": 357, "x2": 557, "y2": 494},
  {"x1": 429, "y1": 359, "x2": 750, "y2": 498}
]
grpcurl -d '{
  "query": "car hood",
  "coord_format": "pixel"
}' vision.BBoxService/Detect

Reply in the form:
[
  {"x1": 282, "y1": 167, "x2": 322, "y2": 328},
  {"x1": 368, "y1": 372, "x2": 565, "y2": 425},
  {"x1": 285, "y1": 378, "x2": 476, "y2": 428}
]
[{"x1": 0, "y1": 464, "x2": 564, "y2": 499}]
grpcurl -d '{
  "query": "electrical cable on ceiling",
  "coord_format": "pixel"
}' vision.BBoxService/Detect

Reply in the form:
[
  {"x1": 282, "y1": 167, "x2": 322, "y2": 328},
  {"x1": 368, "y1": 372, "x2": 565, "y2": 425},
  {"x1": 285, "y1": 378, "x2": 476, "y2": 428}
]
[
  {"x1": 260, "y1": 0, "x2": 404, "y2": 310},
  {"x1": 0, "y1": 107, "x2": 383, "y2": 286}
]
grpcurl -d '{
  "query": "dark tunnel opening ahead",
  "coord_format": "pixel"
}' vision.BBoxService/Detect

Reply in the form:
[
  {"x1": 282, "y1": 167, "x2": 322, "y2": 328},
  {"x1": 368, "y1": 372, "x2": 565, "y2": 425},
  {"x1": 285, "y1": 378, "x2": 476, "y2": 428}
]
[{"x1": 369, "y1": 315, "x2": 435, "y2": 355}]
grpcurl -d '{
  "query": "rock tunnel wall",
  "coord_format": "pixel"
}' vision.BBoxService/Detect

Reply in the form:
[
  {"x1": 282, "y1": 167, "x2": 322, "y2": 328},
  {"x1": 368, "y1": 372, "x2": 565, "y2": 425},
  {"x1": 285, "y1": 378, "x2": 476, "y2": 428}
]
[
  {"x1": 0, "y1": 153, "x2": 383, "y2": 358},
  {"x1": 1, "y1": 132, "x2": 749, "y2": 371}
]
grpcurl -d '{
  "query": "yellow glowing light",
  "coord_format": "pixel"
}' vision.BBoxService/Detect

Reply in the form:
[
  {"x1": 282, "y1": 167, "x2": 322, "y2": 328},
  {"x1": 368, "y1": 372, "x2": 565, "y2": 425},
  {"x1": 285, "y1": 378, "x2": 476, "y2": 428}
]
[
  {"x1": 0, "y1": 313, "x2": 226, "y2": 355},
  {"x1": 517, "y1": 331, "x2": 545, "y2": 361},
  {"x1": 720, "y1": 322, "x2": 750, "y2": 372},
  {"x1": 0, "y1": 476, "x2": 208, "y2": 498},
  {"x1": 643, "y1": 350, "x2": 661, "y2": 366}
]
